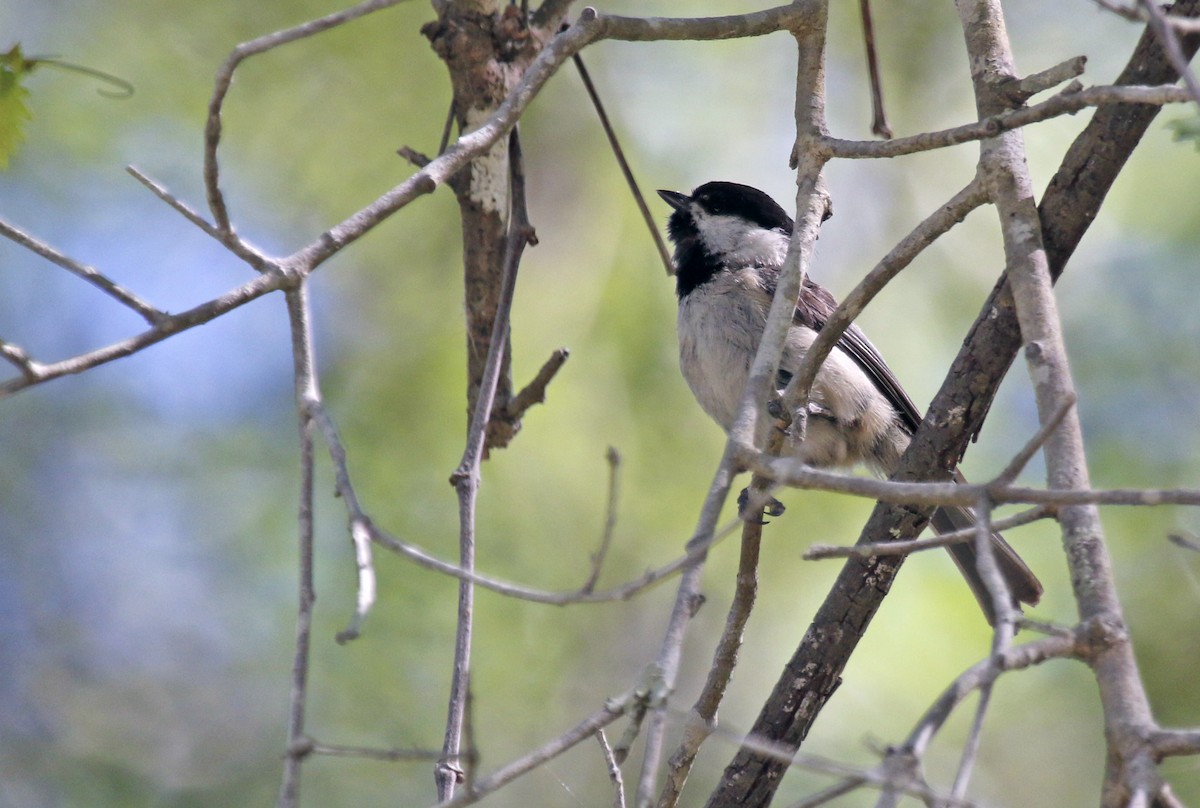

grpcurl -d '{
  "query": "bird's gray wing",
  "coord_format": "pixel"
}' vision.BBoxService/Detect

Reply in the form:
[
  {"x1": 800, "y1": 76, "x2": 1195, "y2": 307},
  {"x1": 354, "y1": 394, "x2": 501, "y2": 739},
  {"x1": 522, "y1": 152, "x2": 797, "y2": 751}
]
[{"x1": 766, "y1": 270, "x2": 925, "y2": 434}]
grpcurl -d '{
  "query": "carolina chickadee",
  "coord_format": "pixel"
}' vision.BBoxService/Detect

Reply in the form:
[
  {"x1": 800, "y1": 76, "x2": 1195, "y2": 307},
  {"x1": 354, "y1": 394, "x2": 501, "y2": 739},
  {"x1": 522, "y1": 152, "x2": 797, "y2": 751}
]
[{"x1": 657, "y1": 181, "x2": 1042, "y2": 617}]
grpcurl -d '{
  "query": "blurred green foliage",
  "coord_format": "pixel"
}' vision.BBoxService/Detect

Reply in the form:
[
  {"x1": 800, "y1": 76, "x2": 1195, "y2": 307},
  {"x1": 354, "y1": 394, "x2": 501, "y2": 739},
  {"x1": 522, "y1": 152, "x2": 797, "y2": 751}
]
[
  {"x1": 0, "y1": 44, "x2": 35, "y2": 168},
  {"x1": 1, "y1": 1, "x2": 1199, "y2": 806}
]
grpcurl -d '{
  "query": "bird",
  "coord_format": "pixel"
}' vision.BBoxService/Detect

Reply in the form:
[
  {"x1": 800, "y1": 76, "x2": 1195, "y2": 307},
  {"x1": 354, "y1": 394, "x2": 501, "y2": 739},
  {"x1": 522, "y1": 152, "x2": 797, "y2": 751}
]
[{"x1": 657, "y1": 180, "x2": 1042, "y2": 620}]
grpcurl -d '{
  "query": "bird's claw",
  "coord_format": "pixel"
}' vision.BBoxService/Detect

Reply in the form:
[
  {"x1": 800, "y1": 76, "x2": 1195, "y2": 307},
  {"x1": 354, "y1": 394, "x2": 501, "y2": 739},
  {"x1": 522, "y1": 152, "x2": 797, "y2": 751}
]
[{"x1": 737, "y1": 487, "x2": 786, "y2": 524}]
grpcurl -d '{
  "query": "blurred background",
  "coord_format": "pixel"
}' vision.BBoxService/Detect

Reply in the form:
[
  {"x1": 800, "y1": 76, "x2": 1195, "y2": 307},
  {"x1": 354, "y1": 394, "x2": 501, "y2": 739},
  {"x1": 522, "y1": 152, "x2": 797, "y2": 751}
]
[{"x1": 2, "y1": 1, "x2": 1199, "y2": 805}]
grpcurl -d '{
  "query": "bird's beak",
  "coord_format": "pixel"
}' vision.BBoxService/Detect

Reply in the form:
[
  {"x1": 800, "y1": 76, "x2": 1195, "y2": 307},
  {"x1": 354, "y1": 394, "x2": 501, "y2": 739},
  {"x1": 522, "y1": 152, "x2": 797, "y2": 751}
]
[{"x1": 657, "y1": 189, "x2": 689, "y2": 213}]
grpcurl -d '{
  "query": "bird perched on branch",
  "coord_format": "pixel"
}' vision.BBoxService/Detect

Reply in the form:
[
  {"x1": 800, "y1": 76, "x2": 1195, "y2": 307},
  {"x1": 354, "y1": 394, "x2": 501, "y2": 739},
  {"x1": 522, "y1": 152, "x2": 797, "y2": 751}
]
[{"x1": 657, "y1": 180, "x2": 1042, "y2": 620}]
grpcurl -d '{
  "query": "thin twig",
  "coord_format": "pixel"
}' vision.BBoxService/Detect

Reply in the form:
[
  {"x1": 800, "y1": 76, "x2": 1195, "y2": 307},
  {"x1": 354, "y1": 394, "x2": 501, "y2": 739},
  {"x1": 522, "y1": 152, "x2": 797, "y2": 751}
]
[
  {"x1": 656, "y1": 507, "x2": 765, "y2": 808},
  {"x1": 0, "y1": 262, "x2": 293, "y2": 399},
  {"x1": 505, "y1": 347, "x2": 569, "y2": 419},
  {"x1": 1093, "y1": 0, "x2": 1200, "y2": 32},
  {"x1": 430, "y1": 702, "x2": 627, "y2": 808},
  {"x1": 780, "y1": 178, "x2": 989, "y2": 417},
  {"x1": 204, "y1": 0, "x2": 414, "y2": 231},
  {"x1": 752, "y1": 451, "x2": 1200, "y2": 510},
  {"x1": 278, "y1": 283, "x2": 319, "y2": 808},
  {"x1": 949, "y1": 495, "x2": 1010, "y2": 800},
  {"x1": 24, "y1": 56, "x2": 134, "y2": 98},
  {"x1": 368, "y1": 513, "x2": 743, "y2": 605},
  {"x1": 0, "y1": 217, "x2": 166, "y2": 324},
  {"x1": 581, "y1": 447, "x2": 622, "y2": 594},
  {"x1": 1168, "y1": 532, "x2": 1200, "y2": 552},
  {"x1": 805, "y1": 505, "x2": 1053, "y2": 560},
  {"x1": 823, "y1": 83, "x2": 1193, "y2": 159},
  {"x1": 0, "y1": 339, "x2": 41, "y2": 380},
  {"x1": 597, "y1": 728, "x2": 627, "y2": 808},
  {"x1": 305, "y1": 403, "x2": 377, "y2": 643},
  {"x1": 858, "y1": 0, "x2": 892, "y2": 138},
  {"x1": 126, "y1": 165, "x2": 269, "y2": 269},
  {"x1": 1141, "y1": 0, "x2": 1200, "y2": 105},
  {"x1": 998, "y1": 56, "x2": 1088, "y2": 104},
  {"x1": 993, "y1": 393, "x2": 1077, "y2": 484},
  {"x1": 439, "y1": 99, "x2": 457, "y2": 156},
  {"x1": 1149, "y1": 729, "x2": 1200, "y2": 758},
  {"x1": 310, "y1": 741, "x2": 443, "y2": 761},
  {"x1": 901, "y1": 632, "x2": 1081, "y2": 762},
  {"x1": 336, "y1": 521, "x2": 377, "y2": 644},
  {"x1": 439, "y1": 127, "x2": 537, "y2": 802},
  {"x1": 632, "y1": 445, "x2": 740, "y2": 802},
  {"x1": 572, "y1": 52, "x2": 673, "y2": 275},
  {"x1": 787, "y1": 776, "x2": 867, "y2": 808}
]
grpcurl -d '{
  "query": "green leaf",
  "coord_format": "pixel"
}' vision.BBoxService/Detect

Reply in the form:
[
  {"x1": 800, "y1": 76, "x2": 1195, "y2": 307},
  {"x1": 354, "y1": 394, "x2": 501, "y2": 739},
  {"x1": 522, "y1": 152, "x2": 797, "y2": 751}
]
[
  {"x1": 0, "y1": 44, "x2": 35, "y2": 169},
  {"x1": 1167, "y1": 113, "x2": 1200, "y2": 152}
]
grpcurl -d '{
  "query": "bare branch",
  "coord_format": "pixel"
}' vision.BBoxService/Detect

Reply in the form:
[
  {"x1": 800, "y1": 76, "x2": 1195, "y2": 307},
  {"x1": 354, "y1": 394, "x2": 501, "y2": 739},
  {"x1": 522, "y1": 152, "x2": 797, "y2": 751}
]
[
  {"x1": 572, "y1": 52, "x2": 673, "y2": 275},
  {"x1": 949, "y1": 498, "x2": 1010, "y2": 800},
  {"x1": 126, "y1": 165, "x2": 269, "y2": 269},
  {"x1": 278, "y1": 283, "x2": 319, "y2": 808},
  {"x1": 596, "y1": 728, "x2": 627, "y2": 808},
  {"x1": 858, "y1": 0, "x2": 892, "y2": 138},
  {"x1": 505, "y1": 347, "x2": 569, "y2": 420},
  {"x1": 204, "y1": 0, "x2": 415, "y2": 231},
  {"x1": 780, "y1": 177, "x2": 988, "y2": 420},
  {"x1": 438, "y1": 99, "x2": 457, "y2": 156},
  {"x1": 632, "y1": 445, "x2": 740, "y2": 802},
  {"x1": 1168, "y1": 532, "x2": 1200, "y2": 552},
  {"x1": 430, "y1": 702, "x2": 626, "y2": 808},
  {"x1": 581, "y1": 447, "x2": 622, "y2": 594},
  {"x1": 895, "y1": 632, "x2": 1082, "y2": 784},
  {"x1": 287, "y1": 3, "x2": 819, "y2": 276},
  {"x1": 1141, "y1": 0, "x2": 1200, "y2": 104},
  {"x1": 824, "y1": 83, "x2": 1193, "y2": 159},
  {"x1": 303, "y1": 400, "x2": 377, "y2": 643},
  {"x1": 993, "y1": 393, "x2": 1080, "y2": 482},
  {"x1": 309, "y1": 740, "x2": 443, "y2": 762},
  {"x1": 1094, "y1": 0, "x2": 1200, "y2": 32},
  {"x1": 997, "y1": 55, "x2": 1088, "y2": 104},
  {"x1": 439, "y1": 127, "x2": 537, "y2": 800},
  {"x1": 368, "y1": 515, "x2": 741, "y2": 605},
  {"x1": 0, "y1": 266, "x2": 292, "y2": 399},
  {"x1": 657, "y1": 513, "x2": 764, "y2": 808},
  {"x1": 0, "y1": 217, "x2": 166, "y2": 324},
  {"x1": 961, "y1": 1, "x2": 1168, "y2": 802},
  {"x1": 805, "y1": 505, "x2": 1054, "y2": 561},
  {"x1": 0, "y1": 338, "x2": 41, "y2": 381},
  {"x1": 1150, "y1": 729, "x2": 1200, "y2": 758},
  {"x1": 752, "y1": 451, "x2": 1200, "y2": 510},
  {"x1": 993, "y1": 393, "x2": 1077, "y2": 485}
]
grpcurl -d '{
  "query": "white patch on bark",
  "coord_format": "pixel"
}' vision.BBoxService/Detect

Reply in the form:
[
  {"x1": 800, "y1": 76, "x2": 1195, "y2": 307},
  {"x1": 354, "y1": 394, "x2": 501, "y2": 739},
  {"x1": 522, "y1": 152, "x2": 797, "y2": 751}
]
[{"x1": 463, "y1": 105, "x2": 509, "y2": 214}]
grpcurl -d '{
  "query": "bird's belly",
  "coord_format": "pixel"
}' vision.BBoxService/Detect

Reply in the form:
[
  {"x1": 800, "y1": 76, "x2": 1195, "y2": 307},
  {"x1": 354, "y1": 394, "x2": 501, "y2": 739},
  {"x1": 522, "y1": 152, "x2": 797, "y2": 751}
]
[
  {"x1": 677, "y1": 289, "x2": 906, "y2": 471},
  {"x1": 677, "y1": 290, "x2": 761, "y2": 431}
]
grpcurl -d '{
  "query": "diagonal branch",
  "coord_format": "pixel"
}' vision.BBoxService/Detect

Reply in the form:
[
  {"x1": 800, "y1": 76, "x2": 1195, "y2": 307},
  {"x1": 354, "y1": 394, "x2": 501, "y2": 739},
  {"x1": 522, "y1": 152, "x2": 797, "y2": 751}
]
[
  {"x1": 781, "y1": 177, "x2": 988, "y2": 420},
  {"x1": 0, "y1": 263, "x2": 293, "y2": 398},
  {"x1": 0, "y1": 218, "x2": 166, "y2": 325}
]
